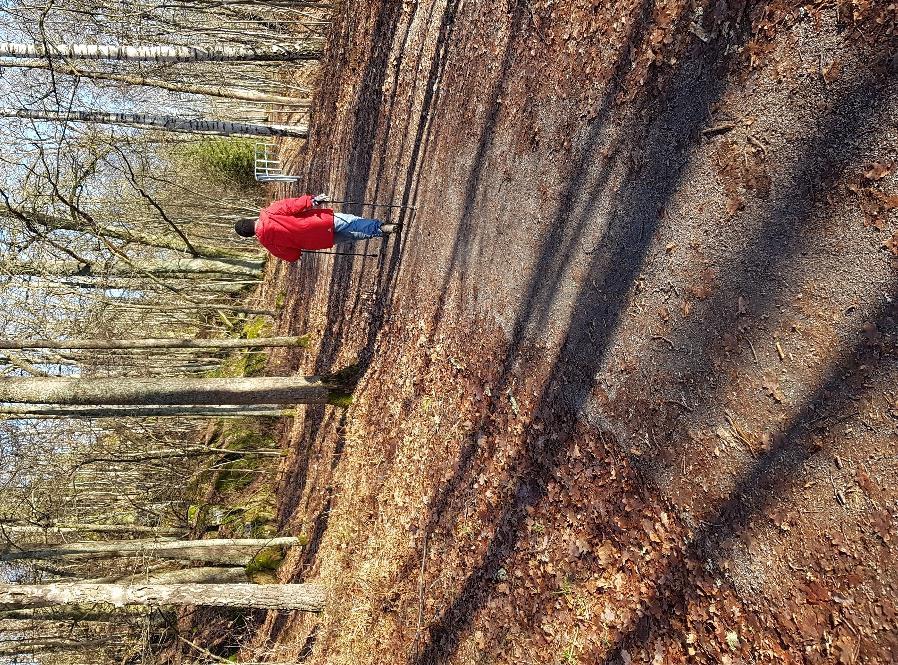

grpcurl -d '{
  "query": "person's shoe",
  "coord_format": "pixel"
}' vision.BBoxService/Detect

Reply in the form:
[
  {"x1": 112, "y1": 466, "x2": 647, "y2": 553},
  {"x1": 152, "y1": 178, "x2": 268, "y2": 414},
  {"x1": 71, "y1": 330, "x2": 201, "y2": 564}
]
[{"x1": 381, "y1": 223, "x2": 399, "y2": 235}]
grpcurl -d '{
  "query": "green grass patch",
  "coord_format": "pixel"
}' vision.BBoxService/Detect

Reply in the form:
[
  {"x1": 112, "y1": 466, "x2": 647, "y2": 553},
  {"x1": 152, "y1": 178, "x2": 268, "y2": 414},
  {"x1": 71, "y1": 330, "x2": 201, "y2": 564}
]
[
  {"x1": 221, "y1": 487, "x2": 277, "y2": 538},
  {"x1": 188, "y1": 503, "x2": 247, "y2": 531},
  {"x1": 212, "y1": 426, "x2": 275, "y2": 494},
  {"x1": 220, "y1": 424, "x2": 276, "y2": 452},
  {"x1": 187, "y1": 503, "x2": 202, "y2": 527},
  {"x1": 242, "y1": 351, "x2": 268, "y2": 377},
  {"x1": 195, "y1": 419, "x2": 281, "y2": 536},
  {"x1": 245, "y1": 545, "x2": 289, "y2": 584},
  {"x1": 179, "y1": 138, "x2": 258, "y2": 189}
]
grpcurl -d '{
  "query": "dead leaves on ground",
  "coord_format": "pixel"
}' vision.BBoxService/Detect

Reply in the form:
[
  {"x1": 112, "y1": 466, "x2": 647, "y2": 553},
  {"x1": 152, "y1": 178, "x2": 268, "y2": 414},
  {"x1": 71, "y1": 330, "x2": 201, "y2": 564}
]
[
  {"x1": 882, "y1": 231, "x2": 898, "y2": 259},
  {"x1": 713, "y1": 136, "x2": 771, "y2": 219},
  {"x1": 846, "y1": 160, "x2": 898, "y2": 232}
]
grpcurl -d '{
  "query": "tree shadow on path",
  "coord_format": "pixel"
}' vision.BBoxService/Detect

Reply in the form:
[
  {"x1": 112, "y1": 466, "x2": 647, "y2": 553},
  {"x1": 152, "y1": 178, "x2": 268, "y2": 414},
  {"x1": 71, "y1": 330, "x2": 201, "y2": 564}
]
[
  {"x1": 414, "y1": 5, "x2": 898, "y2": 661},
  {"x1": 602, "y1": 274, "x2": 898, "y2": 661},
  {"x1": 410, "y1": 2, "x2": 769, "y2": 662}
]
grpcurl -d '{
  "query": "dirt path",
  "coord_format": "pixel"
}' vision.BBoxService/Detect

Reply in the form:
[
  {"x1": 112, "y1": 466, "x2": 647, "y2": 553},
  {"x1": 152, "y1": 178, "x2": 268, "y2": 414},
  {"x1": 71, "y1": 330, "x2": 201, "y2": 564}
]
[{"x1": 250, "y1": 2, "x2": 897, "y2": 663}]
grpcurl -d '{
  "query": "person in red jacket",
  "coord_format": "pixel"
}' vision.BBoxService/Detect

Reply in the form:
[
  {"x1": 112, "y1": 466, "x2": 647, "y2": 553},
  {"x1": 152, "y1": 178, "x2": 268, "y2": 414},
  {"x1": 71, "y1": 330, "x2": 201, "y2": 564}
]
[{"x1": 234, "y1": 193, "x2": 397, "y2": 262}]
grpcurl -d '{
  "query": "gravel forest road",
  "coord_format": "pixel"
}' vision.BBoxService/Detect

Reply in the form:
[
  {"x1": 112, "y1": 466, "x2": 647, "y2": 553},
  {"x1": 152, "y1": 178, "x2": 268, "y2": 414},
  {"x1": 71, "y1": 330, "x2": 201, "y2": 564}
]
[{"x1": 252, "y1": 2, "x2": 898, "y2": 663}]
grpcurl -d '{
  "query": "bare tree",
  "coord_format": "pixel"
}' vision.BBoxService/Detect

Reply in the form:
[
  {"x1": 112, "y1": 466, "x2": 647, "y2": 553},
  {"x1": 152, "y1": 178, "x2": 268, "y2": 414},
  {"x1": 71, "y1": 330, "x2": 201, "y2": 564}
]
[
  {"x1": 0, "y1": 256, "x2": 264, "y2": 279},
  {"x1": 1, "y1": 201, "x2": 256, "y2": 260},
  {"x1": 0, "y1": 582, "x2": 326, "y2": 610},
  {"x1": 0, "y1": 41, "x2": 323, "y2": 61},
  {"x1": 0, "y1": 405, "x2": 295, "y2": 418},
  {"x1": 2, "y1": 108, "x2": 308, "y2": 137},
  {"x1": 0, "y1": 523, "x2": 185, "y2": 538},
  {"x1": 0, "y1": 375, "x2": 336, "y2": 405},
  {"x1": 0, "y1": 59, "x2": 307, "y2": 105},
  {"x1": 86, "y1": 566, "x2": 249, "y2": 585},
  {"x1": 1, "y1": 537, "x2": 300, "y2": 566},
  {"x1": 0, "y1": 335, "x2": 306, "y2": 350}
]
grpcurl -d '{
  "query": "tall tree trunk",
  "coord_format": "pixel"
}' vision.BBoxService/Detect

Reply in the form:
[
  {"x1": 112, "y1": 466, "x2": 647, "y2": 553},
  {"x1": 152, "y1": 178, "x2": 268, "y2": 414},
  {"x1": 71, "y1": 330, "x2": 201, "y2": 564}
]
[
  {"x1": 1, "y1": 537, "x2": 300, "y2": 566},
  {"x1": 0, "y1": 404, "x2": 296, "y2": 418},
  {"x1": 0, "y1": 42, "x2": 323, "y2": 62},
  {"x1": 0, "y1": 336, "x2": 307, "y2": 350},
  {"x1": 100, "y1": 302, "x2": 277, "y2": 316},
  {"x1": 1, "y1": 108, "x2": 308, "y2": 138},
  {"x1": 0, "y1": 637, "x2": 112, "y2": 657},
  {"x1": 0, "y1": 582, "x2": 326, "y2": 610},
  {"x1": 0, "y1": 376, "x2": 334, "y2": 406},
  {"x1": 0, "y1": 59, "x2": 307, "y2": 105},
  {"x1": 0, "y1": 524, "x2": 185, "y2": 538},
  {"x1": 87, "y1": 566, "x2": 249, "y2": 585},
  {"x1": 0, "y1": 256, "x2": 263, "y2": 278},
  {"x1": 75, "y1": 445, "x2": 285, "y2": 463},
  {"x1": 0, "y1": 604, "x2": 154, "y2": 622}
]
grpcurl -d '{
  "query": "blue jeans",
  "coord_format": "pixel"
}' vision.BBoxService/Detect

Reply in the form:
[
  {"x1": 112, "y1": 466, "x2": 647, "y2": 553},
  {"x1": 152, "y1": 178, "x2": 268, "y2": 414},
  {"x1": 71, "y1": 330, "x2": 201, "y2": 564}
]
[{"x1": 333, "y1": 213, "x2": 382, "y2": 244}]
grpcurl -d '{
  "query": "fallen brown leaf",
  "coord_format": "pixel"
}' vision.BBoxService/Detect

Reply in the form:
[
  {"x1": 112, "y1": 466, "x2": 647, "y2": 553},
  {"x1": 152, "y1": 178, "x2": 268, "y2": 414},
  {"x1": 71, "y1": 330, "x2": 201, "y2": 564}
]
[
  {"x1": 864, "y1": 161, "x2": 896, "y2": 181},
  {"x1": 882, "y1": 232, "x2": 898, "y2": 256},
  {"x1": 822, "y1": 59, "x2": 842, "y2": 83}
]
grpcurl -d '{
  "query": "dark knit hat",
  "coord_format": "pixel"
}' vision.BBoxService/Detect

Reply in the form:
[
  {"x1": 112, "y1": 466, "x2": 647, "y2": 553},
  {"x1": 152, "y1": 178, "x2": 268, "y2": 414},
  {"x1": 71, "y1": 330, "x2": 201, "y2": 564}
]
[{"x1": 234, "y1": 216, "x2": 257, "y2": 238}]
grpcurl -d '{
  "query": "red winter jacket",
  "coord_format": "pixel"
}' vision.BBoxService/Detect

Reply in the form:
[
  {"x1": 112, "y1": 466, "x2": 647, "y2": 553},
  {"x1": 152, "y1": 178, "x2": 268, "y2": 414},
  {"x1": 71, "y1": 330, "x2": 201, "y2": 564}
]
[{"x1": 256, "y1": 195, "x2": 335, "y2": 262}]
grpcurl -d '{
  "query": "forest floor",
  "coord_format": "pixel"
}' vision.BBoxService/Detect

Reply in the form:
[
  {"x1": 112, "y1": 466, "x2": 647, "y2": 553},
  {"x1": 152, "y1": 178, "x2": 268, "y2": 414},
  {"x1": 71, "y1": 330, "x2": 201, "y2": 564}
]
[{"x1": 242, "y1": 1, "x2": 896, "y2": 663}]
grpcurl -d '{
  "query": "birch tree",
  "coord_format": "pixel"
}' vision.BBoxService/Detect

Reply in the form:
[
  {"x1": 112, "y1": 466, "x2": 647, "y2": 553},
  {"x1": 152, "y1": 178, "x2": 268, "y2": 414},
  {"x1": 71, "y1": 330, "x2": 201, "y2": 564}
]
[
  {"x1": 2, "y1": 108, "x2": 308, "y2": 138},
  {"x1": 0, "y1": 256, "x2": 263, "y2": 279},
  {"x1": 0, "y1": 375, "x2": 336, "y2": 405},
  {"x1": 1, "y1": 537, "x2": 300, "y2": 566},
  {"x1": 0, "y1": 41, "x2": 323, "y2": 62},
  {"x1": 0, "y1": 405, "x2": 295, "y2": 418},
  {"x1": 0, "y1": 523, "x2": 185, "y2": 538},
  {"x1": 0, "y1": 582, "x2": 326, "y2": 610},
  {"x1": 85, "y1": 566, "x2": 249, "y2": 585},
  {"x1": 0, "y1": 336, "x2": 306, "y2": 350},
  {"x1": 0, "y1": 59, "x2": 306, "y2": 105}
]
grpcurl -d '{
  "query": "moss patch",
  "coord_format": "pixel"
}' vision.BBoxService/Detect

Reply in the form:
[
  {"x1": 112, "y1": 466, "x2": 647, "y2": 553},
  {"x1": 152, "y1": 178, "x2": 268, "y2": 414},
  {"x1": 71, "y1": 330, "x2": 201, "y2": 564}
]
[
  {"x1": 213, "y1": 457, "x2": 260, "y2": 493},
  {"x1": 246, "y1": 545, "x2": 288, "y2": 584},
  {"x1": 241, "y1": 316, "x2": 273, "y2": 340},
  {"x1": 327, "y1": 390, "x2": 355, "y2": 408},
  {"x1": 220, "y1": 424, "x2": 276, "y2": 452}
]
